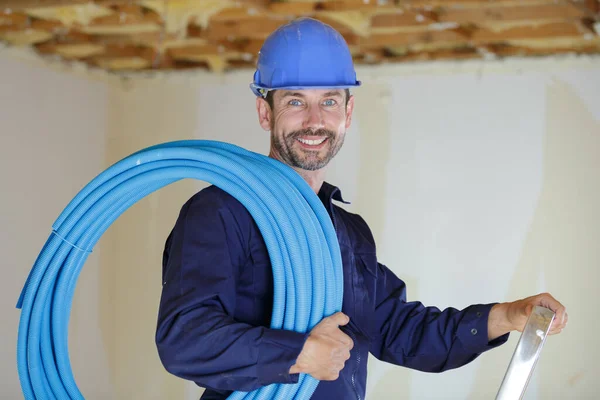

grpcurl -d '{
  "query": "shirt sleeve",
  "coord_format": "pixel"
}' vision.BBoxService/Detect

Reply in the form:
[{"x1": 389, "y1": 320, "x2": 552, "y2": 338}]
[
  {"x1": 156, "y1": 187, "x2": 308, "y2": 392},
  {"x1": 369, "y1": 262, "x2": 509, "y2": 372}
]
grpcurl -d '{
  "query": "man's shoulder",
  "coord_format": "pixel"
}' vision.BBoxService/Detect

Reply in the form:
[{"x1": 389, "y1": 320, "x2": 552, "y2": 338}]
[
  {"x1": 184, "y1": 185, "x2": 250, "y2": 218},
  {"x1": 191, "y1": 184, "x2": 237, "y2": 203}
]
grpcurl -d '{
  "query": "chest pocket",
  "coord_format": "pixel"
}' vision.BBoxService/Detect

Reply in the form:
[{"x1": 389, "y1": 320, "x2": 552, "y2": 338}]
[{"x1": 349, "y1": 252, "x2": 379, "y2": 339}]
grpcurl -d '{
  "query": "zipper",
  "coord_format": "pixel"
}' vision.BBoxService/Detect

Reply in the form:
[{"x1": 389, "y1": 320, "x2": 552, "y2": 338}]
[
  {"x1": 328, "y1": 189, "x2": 360, "y2": 400},
  {"x1": 345, "y1": 328, "x2": 362, "y2": 400}
]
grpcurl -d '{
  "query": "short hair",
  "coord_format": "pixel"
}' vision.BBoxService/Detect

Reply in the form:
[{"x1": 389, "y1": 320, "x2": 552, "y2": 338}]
[{"x1": 264, "y1": 89, "x2": 351, "y2": 111}]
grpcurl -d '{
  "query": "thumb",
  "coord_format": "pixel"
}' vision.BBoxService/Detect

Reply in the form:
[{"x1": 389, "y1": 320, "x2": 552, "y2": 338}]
[{"x1": 328, "y1": 312, "x2": 350, "y2": 327}]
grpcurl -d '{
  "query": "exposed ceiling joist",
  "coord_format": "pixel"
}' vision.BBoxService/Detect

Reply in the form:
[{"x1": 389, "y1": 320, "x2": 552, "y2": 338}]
[{"x1": 0, "y1": 0, "x2": 598, "y2": 73}]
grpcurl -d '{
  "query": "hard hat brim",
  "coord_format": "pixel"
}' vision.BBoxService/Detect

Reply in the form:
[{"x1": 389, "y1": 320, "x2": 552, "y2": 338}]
[{"x1": 250, "y1": 82, "x2": 362, "y2": 98}]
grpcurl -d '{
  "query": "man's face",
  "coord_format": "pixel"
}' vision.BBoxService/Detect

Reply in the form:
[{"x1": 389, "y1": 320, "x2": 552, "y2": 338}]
[{"x1": 257, "y1": 89, "x2": 354, "y2": 171}]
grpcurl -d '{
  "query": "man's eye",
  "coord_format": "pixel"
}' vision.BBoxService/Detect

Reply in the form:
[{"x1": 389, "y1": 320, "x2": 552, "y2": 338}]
[
  {"x1": 323, "y1": 99, "x2": 337, "y2": 106},
  {"x1": 289, "y1": 99, "x2": 302, "y2": 106}
]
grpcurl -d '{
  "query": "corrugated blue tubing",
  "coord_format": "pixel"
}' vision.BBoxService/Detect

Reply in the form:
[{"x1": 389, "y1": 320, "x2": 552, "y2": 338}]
[{"x1": 16, "y1": 140, "x2": 344, "y2": 400}]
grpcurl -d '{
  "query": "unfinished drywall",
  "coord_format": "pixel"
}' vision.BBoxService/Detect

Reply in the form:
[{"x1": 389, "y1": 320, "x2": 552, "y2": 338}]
[{"x1": 0, "y1": 53, "x2": 113, "y2": 399}]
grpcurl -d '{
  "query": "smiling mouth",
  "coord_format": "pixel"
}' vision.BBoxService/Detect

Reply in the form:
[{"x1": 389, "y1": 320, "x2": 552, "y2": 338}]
[{"x1": 296, "y1": 137, "x2": 327, "y2": 146}]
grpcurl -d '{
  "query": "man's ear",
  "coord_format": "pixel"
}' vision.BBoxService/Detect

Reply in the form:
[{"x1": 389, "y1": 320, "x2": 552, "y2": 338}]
[
  {"x1": 345, "y1": 94, "x2": 355, "y2": 129},
  {"x1": 256, "y1": 97, "x2": 272, "y2": 131}
]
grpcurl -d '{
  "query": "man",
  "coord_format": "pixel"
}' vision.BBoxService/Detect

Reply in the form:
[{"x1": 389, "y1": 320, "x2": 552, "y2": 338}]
[{"x1": 156, "y1": 18, "x2": 567, "y2": 399}]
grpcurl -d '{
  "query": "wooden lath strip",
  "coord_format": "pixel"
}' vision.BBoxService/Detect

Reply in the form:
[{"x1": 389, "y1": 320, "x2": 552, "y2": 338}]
[
  {"x1": 483, "y1": 40, "x2": 600, "y2": 57},
  {"x1": 396, "y1": 0, "x2": 575, "y2": 7},
  {"x1": 209, "y1": 6, "x2": 261, "y2": 21},
  {"x1": 24, "y1": 3, "x2": 114, "y2": 26},
  {"x1": 95, "y1": 56, "x2": 151, "y2": 70},
  {"x1": 203, "y1": 16, "x2": 289, "y2": 40},
  {"x1": 0, "y1": 0, "x2": 92, "y2": 9},
  {"x1": 317, "y1": 0, "x2": 396, "y2": 12},
  {"x1": 0, "y1": 29, "x2": 53, "y2": 45},
  {"x1": 437, "y1": 3, "x2": 591, "y2": 23},
  {"x1": 506, "y1": 35, "x2": 600, "y2": 49},
  {"x1": 472, "y1": 21, "x2": 592, "y2": 43},
  {"x1": 168, "y1": 43, "x2": 221, "y2": 58},
  {"x1": 268, "y1": 2, "x2": 316, "y2": 16},
  {"x1": 371, "y1": 9, "x2": 437, "y2": 29},
  {"x1": 358, "y1": 28, "x2": 469, "y2": 48},
  {"x1": 383, "y1": 47, "x2": 482, "y2": 63},
  {"x1": 88, "y1": 41, "x2": 171, "y2": 70},
  {"x1": 36, "y1": 40, "x2": 104, "y2": 58},
  {"x1": 0, "y1": 10, "x2": 28, "y2": 29}
]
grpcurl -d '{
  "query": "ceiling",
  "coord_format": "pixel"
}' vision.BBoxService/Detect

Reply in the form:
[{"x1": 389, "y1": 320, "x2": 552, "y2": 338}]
[{"x1": 0, "y1": 0, "x2": 599, "y2": 74}]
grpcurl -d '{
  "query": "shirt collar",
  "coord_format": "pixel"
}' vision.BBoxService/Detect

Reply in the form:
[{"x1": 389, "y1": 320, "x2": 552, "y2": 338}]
[{"x1": 318, "y1": 181, "x2": 351, "y2": 205}]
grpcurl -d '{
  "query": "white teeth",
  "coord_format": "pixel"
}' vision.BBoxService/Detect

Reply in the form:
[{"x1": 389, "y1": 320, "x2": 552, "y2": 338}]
[{"x1": 297, "y1": 137, "x2": 326, "y2": 145}]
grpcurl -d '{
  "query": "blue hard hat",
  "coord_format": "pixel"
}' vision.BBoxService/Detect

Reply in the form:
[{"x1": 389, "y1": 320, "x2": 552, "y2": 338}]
[{"x1": 250, "y1": 17, "x2": 361, "y2": 97}]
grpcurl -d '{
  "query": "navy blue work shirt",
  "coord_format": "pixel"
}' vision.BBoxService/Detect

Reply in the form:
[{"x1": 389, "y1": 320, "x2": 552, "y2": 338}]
[{"x1": 156, "y1": 182, "x2": 509, "y2": 399}]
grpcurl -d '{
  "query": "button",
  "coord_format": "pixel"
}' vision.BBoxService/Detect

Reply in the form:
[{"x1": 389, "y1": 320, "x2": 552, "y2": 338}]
[
  {"x1": 471, "y1": 328, "x2": 478, "y2": 335},
  {"x1": 476, "y1": 312, "x2": 482, "y2": 318}
]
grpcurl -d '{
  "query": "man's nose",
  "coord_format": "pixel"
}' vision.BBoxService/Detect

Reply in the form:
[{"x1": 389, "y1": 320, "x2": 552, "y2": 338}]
[{"x1": 303, "y1": 106, "x2": 324, "y2": 131}]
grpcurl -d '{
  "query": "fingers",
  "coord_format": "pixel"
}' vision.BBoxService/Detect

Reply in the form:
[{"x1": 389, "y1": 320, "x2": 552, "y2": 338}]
[
  {"x1": 311, "y1": 339, "x2": 352, "y2": 381},
  {"x1": 323, "y1": 348, "x2": 351, "y2": 381},
  {"x1": 346, "y1": 334, "x2": 354, "y2": 350},
  {"x1": 537, "y1": 292, "x2": 562, "y2": 313},
  {"x1": 322, "y1": 312, "x2": 354, "y2": 348},
  {"x1": 331, "y1": 347, "x2": 351, "y2": 362},
  {"x1": 334, "y1": 343, "x2": 351, "y2": 357},
  {"x1": 324, "y1": 370, "x2": 341, "y2": 381},
  {"x1": 549, "y1": 308, "x2": 567, "y2": 335},
  {"x1": 535, "y1": 293, "x2": 567, "y2": 335},
  {"x1": 334, "y1": 330, "x2": 354, "y2": 349},
  {"x1": 302, "y1": 313, "x2": 357, "y2": 381}
]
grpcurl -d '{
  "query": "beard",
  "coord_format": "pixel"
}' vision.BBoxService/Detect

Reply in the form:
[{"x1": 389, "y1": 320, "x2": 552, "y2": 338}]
[{"x1": 272, "y1": 128, "x2": 345, "y2": 171}]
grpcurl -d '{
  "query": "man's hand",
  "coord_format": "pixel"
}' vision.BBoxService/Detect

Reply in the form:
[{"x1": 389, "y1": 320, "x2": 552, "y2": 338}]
[
  {"x1": 289, "y1": 312, "x2": 354, "y2": 381},
  {"x1": 488, "y1": 292, "x2": 568, "y2": 341}
]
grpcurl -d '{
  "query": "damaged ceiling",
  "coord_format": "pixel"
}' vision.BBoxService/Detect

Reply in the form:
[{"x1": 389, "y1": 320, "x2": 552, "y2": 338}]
[{"x1": 0, "y1": 0, "x2": 599, "y2": 74}]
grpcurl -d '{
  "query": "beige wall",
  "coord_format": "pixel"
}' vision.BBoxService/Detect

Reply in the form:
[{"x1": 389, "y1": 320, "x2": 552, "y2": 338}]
[
  {"x1": 0, "y1": 54, "x2": 113, "y2": 398},
  {"x1": 362, "y1": 67, "x2": 600, "y2": 400},
  {"x1": 2, "y1": 51, "x2": 598, "y2": 400}
]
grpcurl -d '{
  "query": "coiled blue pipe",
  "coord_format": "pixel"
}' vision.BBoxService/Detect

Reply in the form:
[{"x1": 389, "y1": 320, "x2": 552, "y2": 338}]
[{"x1": 16, "y1": 140, "x2": 343, "y2": 400}]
